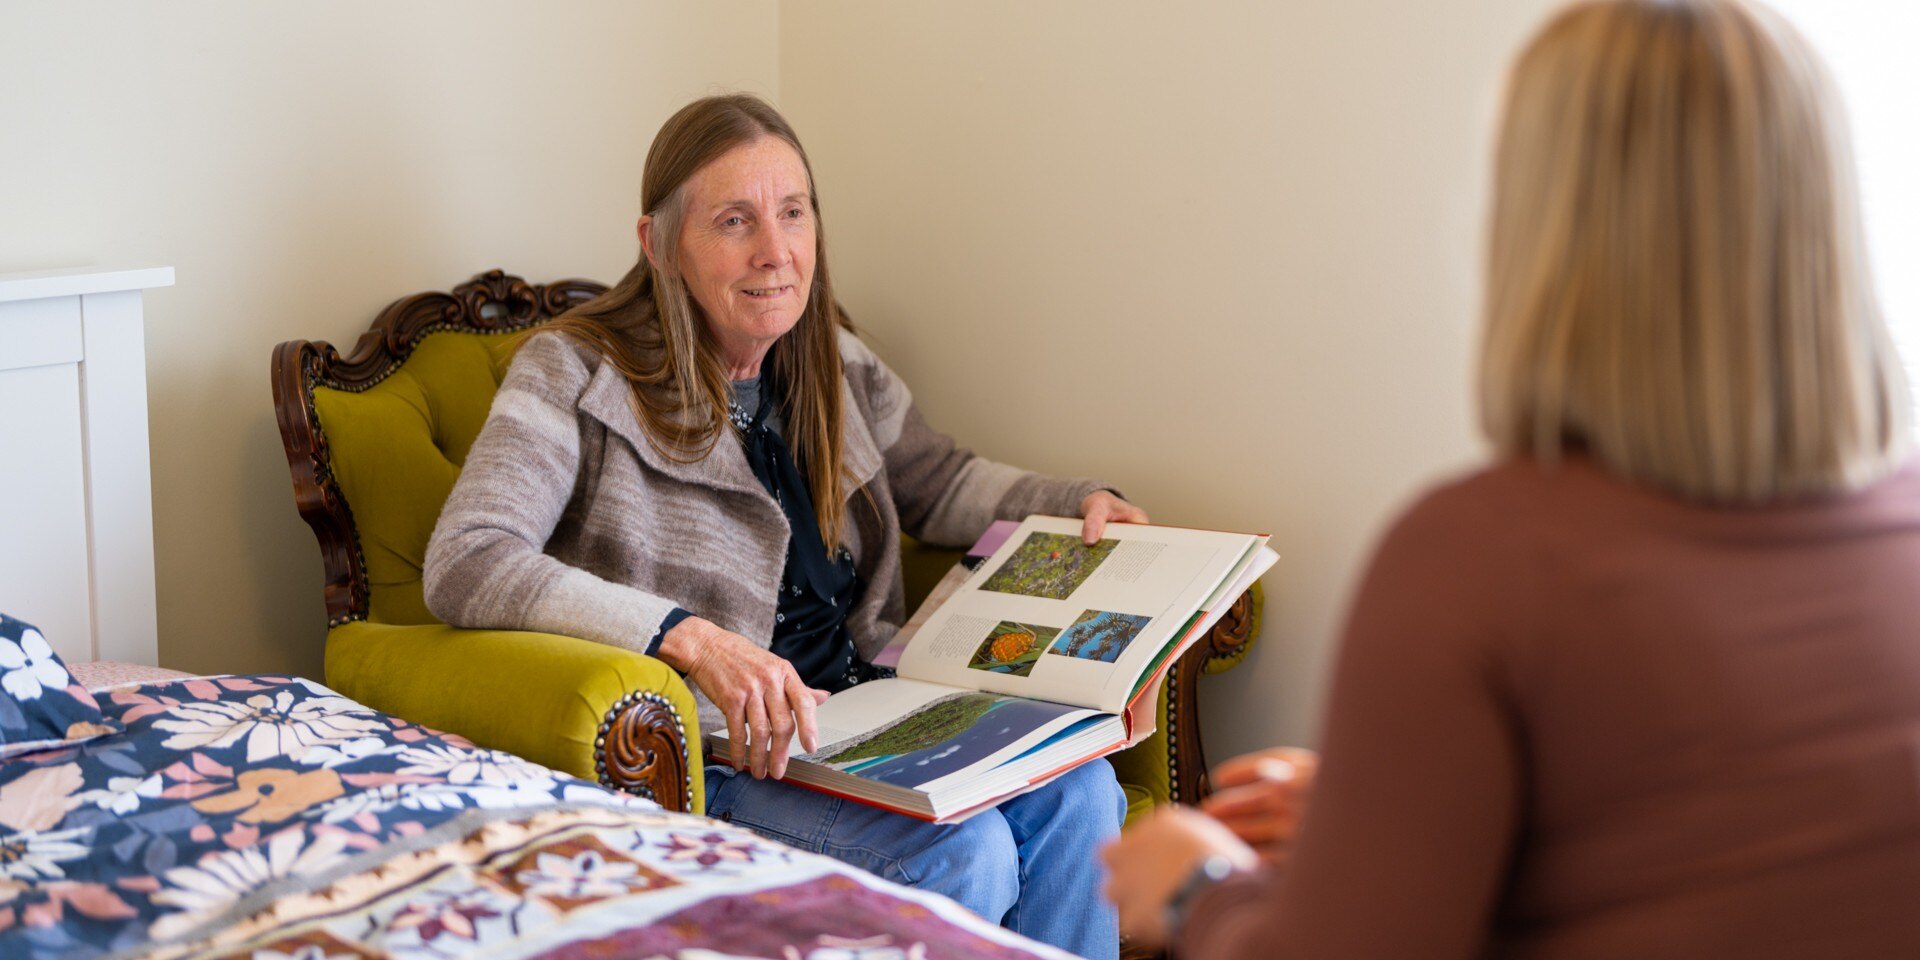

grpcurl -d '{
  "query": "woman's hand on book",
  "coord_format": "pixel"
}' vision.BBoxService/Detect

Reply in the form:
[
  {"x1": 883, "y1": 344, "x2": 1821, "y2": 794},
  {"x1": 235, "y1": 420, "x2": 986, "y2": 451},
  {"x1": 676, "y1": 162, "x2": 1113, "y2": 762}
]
[
  {"x1": 1198, "y1": 746, "x2": 1320, "y2": 863},
  {"x1": 659, "y1": 617, "x2": 830, "y2": 779},
  {"x1": 1079, "y1": 490, "x2": 1149, "y2": 544}
]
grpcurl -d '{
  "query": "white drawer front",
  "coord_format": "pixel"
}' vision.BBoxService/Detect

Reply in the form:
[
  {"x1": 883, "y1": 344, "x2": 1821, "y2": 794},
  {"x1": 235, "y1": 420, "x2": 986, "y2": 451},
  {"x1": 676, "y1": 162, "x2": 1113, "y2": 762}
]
[{"x1": 0, "y1": 297, "x2": 84, "y2": 372}]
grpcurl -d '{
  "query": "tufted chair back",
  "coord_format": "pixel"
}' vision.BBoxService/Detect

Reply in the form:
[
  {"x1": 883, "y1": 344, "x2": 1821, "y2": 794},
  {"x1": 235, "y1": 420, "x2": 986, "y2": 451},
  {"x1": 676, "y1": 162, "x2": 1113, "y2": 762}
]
[
  {"x1": 274, "y1": 271, "x2": 607, "y2": 627},
  {"x1": 312, "y1": 333, "x2": 515, "y2": 624}
]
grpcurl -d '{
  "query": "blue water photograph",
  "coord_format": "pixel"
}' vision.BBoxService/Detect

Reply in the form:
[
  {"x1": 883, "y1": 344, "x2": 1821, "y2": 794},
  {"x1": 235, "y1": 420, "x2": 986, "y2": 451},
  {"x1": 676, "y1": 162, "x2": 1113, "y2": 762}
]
[
  {"x1": 821, "y1": 693, "x2": 1088, "y2": 788},
  {"x1": 1049, "y1": 609, "x2": 1154, "y2": 663}
]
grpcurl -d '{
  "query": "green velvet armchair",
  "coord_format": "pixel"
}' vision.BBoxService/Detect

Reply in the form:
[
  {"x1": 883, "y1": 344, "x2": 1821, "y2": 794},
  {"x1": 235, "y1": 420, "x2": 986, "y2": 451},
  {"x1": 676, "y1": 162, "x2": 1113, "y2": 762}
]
[{"x1": 273, "y1": 270, "x2": 1263, "y2": 822}]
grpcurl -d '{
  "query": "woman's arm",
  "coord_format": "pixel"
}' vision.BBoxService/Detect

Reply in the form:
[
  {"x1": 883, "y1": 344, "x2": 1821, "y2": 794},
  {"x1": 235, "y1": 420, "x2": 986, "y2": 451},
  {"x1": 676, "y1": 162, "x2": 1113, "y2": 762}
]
[
  {"x1": 1108, "y1": 487, "x2": 1526, "y2": 958},
  {"x1": 1195, "y1": 492, "x2": 1524, "y2": 958},
  {"x1": 423, "y1": 332, "x2": 682, "y2": 650},
  {"x1": 427, "y1": 333, "x2": 829, "y2": 774}
]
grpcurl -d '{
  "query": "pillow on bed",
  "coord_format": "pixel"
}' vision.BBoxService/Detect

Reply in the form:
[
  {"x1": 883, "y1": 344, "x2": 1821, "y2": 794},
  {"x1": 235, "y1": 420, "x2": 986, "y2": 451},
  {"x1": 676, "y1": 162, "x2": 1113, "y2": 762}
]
[{"x1": 0, "y1": 613, "x2": 123, "y2": 758}]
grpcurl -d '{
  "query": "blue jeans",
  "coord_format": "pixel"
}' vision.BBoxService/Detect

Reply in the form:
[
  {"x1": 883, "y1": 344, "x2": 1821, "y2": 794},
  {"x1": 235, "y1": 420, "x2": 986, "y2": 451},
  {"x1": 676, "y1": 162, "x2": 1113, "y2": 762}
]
[{"x1": 704, "y1": 759, "x2": 1126, "y2": 959}]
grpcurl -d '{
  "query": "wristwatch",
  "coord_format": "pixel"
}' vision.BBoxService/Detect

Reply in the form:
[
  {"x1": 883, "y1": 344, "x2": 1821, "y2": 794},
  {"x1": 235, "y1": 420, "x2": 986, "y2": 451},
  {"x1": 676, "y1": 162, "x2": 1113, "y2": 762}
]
[{"x1": 1164, "y1": 853, "x2": 1240, "y2": 941}]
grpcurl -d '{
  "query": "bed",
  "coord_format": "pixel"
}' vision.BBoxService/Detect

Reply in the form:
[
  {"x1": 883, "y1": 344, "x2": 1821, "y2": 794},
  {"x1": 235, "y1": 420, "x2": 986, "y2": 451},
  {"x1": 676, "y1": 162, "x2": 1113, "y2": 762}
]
[{"x1": 0, "y1": 661, "x2": 1071, "y2": 960}]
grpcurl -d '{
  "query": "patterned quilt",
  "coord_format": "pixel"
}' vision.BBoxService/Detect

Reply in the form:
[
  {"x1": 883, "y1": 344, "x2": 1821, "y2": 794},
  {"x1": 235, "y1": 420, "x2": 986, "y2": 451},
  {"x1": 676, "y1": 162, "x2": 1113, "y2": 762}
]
[{"x1": 0, "y1": 675, "x2": 1070, "y2": 960}]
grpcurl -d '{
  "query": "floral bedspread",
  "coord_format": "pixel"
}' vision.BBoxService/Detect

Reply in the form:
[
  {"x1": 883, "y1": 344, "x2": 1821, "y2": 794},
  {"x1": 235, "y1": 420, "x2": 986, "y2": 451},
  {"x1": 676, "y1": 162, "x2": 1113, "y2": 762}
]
[{"x1": 0, "y1": 675, "x2": 1069, "y2": 960}]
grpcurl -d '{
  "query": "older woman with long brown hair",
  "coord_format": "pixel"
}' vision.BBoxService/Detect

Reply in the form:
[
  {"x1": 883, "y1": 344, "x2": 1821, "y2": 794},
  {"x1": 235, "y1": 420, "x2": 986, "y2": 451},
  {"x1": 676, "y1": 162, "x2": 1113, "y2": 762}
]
[
  {"x1": 1104, "y1": 1, "x2": 1920, "y2": 956},
  {"x1": 423, "y1": 95, "x2": 1140, "y2": 958}
]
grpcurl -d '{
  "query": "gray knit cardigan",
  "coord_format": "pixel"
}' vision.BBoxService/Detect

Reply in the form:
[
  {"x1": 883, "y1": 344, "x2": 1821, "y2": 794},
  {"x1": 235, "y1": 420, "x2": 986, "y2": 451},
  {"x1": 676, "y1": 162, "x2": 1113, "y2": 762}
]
[{"x1": 422, "y1": 328, "x2": 1107, "y2": 733}]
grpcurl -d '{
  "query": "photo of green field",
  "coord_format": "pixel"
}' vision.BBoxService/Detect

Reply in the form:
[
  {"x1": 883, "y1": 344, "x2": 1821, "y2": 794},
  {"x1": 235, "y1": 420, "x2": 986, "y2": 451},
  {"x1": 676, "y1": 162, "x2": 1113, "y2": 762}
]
[
  {"x1": 802, "y1": 692, "x2": 1088, "y2": 790},
  {"x1": 979, "y1": 532, "x2": 1119, "y2": 601},
  {"x1": 818, "y1": 692, "x2": 1001, "y2": 765},
  {"x1": 965, "y1": 620, "x2": 1060, "y2": 676}
]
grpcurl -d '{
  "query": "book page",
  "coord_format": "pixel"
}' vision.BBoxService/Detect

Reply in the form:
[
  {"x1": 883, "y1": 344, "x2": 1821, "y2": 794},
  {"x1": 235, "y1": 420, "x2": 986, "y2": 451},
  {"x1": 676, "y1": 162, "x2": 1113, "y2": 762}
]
[
  {"x1": 875, "y1": 519, "x2": 1021, "y2": 667},
  {"x1": 872, "y1": 563, "x2": 971, "y2": 668},
  {"x1": 896, "y1": 516, "x2": 1259, "y2": 713},
  {"x1": 1123, "y1": 544, "x2": 1282, "y2": 707},
  {"x1": 707, "y1": 677, "x2": 1101, "y2": 791}
]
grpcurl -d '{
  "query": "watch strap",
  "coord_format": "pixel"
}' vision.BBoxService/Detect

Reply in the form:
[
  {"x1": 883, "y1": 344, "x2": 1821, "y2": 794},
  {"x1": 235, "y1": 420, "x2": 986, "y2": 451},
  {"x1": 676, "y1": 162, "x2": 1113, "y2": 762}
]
[{"x1": 1163, "y1": 854, "x2": 1240, "y2": 941}]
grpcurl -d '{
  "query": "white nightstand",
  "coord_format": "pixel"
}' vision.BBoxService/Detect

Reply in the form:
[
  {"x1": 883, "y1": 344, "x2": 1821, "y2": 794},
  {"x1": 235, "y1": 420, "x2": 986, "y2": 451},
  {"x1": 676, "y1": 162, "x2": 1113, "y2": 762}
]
[{"x1": 0, "y1": 265, "x2": 174, "y2": 664}]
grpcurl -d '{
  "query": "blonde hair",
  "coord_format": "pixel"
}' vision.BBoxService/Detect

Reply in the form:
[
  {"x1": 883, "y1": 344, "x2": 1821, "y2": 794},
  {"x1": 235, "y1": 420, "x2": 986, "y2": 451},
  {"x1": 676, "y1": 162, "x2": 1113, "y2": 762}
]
[
  {"x1": 1479, "y1": 0, "x2": 1910, "y2": 501},
  {"x1": 539, "y1": 95, "x2": 857, "y2": 549}
]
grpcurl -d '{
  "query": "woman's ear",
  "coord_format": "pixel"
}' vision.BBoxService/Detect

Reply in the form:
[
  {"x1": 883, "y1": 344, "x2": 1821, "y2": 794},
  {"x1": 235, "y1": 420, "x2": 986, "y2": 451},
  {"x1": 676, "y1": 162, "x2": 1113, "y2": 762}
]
[{"x1": 637, "y1": 215, "x2": 659, "y2": 268}]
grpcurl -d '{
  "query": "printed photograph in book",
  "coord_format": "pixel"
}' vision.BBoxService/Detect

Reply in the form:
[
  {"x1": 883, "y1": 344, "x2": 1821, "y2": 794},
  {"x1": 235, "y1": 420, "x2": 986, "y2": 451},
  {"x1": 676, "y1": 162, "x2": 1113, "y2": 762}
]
[
  {"x1": 1048, "y1": 609, "x2": 1154, "y2": 664},
  {"x1": 966, "y1": 621, "x2": 1060, "y2": 676},
  {"x1": 979, "y1": 532, "x2": 1119, "y2": 601},
  {"x1": 800, "y1": 692, "x2": 1082, "y2": 787}
]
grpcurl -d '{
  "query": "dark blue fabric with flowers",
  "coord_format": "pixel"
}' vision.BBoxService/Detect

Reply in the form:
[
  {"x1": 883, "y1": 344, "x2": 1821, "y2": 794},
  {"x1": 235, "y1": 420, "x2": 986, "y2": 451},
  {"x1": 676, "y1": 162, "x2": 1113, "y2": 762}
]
[
  {"x1": 0, "y1": 674, "x2": 646, "y2": 958},
  {"x1": 0, "y1": 614, "x2": 122, "y2": 760}
]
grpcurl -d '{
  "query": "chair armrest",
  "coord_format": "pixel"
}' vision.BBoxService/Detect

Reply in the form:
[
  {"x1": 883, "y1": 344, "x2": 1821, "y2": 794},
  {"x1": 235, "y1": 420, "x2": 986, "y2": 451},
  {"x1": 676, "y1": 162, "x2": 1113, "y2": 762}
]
[{"x1": 324, "y1": 621, "x2": 703, "y2": 813}]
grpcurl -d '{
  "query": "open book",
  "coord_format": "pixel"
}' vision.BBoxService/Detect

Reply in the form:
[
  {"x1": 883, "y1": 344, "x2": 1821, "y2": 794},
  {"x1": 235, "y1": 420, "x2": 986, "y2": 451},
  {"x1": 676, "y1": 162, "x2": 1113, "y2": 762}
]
[{"x1": 705, "y1": 515, "x2": 1279, "y2": 822}]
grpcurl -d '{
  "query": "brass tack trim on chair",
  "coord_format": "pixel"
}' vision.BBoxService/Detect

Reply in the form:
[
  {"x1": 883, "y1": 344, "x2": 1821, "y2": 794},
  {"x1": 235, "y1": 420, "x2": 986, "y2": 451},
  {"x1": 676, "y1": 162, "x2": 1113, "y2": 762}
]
[
  {"x1": 1166, "y1": 658, "x2": 1183, "y2": 803},
  {"x1": 1167, "y1": 622, "x2": 1229, "y2": 806},
  {"x1": 595, "y1": 690, "x2": 692, "y2": 813}
]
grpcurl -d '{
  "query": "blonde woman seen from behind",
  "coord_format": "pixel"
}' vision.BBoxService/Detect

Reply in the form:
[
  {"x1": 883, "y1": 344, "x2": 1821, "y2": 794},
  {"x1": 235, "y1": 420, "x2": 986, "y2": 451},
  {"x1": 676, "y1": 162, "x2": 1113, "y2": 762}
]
[{"x1": 1103, "y1": 2, "x2": 1920, "y2": 957}]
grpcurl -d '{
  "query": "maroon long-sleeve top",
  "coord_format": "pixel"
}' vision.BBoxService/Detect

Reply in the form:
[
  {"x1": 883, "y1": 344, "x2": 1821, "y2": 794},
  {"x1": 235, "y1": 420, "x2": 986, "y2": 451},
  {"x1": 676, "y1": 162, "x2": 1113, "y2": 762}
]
[{"x1": 1183, "y1": 458, "x2": 1920, "y2": 959}]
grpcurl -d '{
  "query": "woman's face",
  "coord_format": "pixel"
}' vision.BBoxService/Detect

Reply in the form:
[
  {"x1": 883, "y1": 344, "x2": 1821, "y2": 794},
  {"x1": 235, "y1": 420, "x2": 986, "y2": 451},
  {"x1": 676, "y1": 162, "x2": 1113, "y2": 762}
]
[{"x1": 670, "y1": 137, "x2": 817, "y2": 366}]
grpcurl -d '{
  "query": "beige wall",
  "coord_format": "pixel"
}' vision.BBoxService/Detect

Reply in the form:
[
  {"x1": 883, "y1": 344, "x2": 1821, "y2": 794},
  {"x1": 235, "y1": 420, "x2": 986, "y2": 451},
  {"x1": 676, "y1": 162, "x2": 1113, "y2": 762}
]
[
  {"x1": 3, "y1": 0, "x2": 1566, "y2": 756},
  {"x1": 780, "y1": 1, "x2": 1559, "y2": 753},
  {"x1": 1, "y1": 2, "x2": 781, "y2": 678}
]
